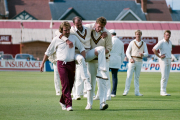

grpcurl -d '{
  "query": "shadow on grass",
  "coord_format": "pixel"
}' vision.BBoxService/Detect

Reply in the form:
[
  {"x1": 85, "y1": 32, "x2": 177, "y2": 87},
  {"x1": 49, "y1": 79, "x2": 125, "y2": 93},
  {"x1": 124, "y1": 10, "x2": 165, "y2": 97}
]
[
  {"x1": 108, "y1": 108, "x2": 180, "y2": 111},
  {"x1": 72, "y1": 108, "x2": 180, "y2": 112},
  {"x1": 110, "y1": 96, "x2": 178, "y2": 102},
  {"x1": 111, "y1": 99, "x2": 176, "y2": 101}
]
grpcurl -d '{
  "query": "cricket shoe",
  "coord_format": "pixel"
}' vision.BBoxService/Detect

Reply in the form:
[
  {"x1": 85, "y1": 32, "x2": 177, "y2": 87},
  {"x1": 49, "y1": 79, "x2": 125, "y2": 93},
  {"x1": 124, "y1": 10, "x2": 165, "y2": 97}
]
[
  {"x1": 160, "y1": 93, "x2": 171, "y2": 96},
  {"x1": 100, "y1": 102, "x2": 108, "y2": 110},
  {"x1": 111, "y1": 94, "x2": 116, "y2": 97},
  {"x1": 56, "y1": 91, "x2": 61, "y2": 96},
  {"x1": 85, "y1": 104, "x2": 92, "y2": 110},
  {"x1": 135, "y1": 93, "x2": 143, "y2": 96},
  {"x1": 75, "y1": 95, "x2": 81, "y2": 100},
  {"x1": 67, "y1": 106, "x2": 73, "y2": 111},
  {"x1": 59, "y1": 102, "x2": 66, "y2": 110},
  {"x1": 123, "y1": 92, "x2": 128, "y2": 96}
]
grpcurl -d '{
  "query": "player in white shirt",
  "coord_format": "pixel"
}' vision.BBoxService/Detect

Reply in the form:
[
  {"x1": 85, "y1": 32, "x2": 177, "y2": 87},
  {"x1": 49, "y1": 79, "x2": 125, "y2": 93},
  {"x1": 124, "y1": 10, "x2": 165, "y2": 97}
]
[
  {"x1": 40, "y1": 21, "x2": 85, "y2": 111},
  {"x1": 123, "y1": 30, "x2": 148, "y2": 96},
  {"x1": 152, "y1": 30, "x2": 172, "y2": 96},
  {"x1": 59, "y1": 17, "x2": 108, "y2": 100},
  {"x1": 86, "y1": 17, "x2": 112, "y2": 110},
  {"x1": 109, "y1": 29, "x2": 125, "y2": 97},
  {"x1": 94, "y1": 29, "x2": 124, "y2": 99}
]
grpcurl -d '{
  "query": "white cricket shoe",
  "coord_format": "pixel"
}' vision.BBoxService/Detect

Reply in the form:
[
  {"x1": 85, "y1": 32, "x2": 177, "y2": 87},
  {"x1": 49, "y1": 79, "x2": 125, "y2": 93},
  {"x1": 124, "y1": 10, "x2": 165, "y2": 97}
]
[
  {"x1": 96, "y1": 70, "x2": 108, "y2": 80},
  {"x1": 135, "y1": 93, "x2": 143, "y2": 96},
  {"x1": 100, "y1": 102, "x2": 108, "y2": 110},
  {"x1": 85, "y1": 104, "x2": 92, "y2": 110},
  {"x1": 75, "y1": 95, "x2": 81, "y2": 100},
  {"x1": 123, "y1": 92, "x2": 128, "y2": 96},
  {"x1": 67, "y1": 106, "x2": 73, "y2": 111},
  {"x1": 111, "y1": 94, "x2": 116, "y2": 97},
  {"x1": 59, "y1": 102, "x2": 66, "y2": 110},
  {"x1": 160, "y1": 93, "x2": 171, "y2": 96},
  {"x1": 56, "y1": 91, "x2": 61, "y2": 96}
]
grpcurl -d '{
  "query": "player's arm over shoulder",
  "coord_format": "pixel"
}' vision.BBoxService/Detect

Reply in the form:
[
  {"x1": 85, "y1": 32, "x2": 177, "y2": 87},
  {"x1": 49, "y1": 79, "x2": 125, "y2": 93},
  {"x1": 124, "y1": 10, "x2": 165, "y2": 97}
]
[
  {"x1": 83, "y1": 23, "x2": 95, "y2": 30},
  {"x1": 73, "y1": 35, "x2": 85, "y2": 52},
  {"x1": 55, "y1": 30, "x2": 75, "y2": 42}
]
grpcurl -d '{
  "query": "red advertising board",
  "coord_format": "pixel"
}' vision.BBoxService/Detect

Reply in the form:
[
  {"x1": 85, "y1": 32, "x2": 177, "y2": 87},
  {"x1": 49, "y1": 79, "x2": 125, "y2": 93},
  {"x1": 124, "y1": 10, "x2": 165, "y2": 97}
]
[
  {"x1": 0, "y1": 35, "x2": 12, "y2": 42},
  {"x1": 118, "y1": 37, "x2": 158, "y2": 46}
]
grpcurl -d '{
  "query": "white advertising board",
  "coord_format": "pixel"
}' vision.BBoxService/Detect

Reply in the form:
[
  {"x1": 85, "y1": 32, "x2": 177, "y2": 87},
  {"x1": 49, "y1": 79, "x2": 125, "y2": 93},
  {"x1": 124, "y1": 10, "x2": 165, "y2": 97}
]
[
  {"x1": 0, "y1": 60, "x2": 42, "y2": 71},
  {"x1": 141, "y1": 62, "x2": 180, "y2": 72}
]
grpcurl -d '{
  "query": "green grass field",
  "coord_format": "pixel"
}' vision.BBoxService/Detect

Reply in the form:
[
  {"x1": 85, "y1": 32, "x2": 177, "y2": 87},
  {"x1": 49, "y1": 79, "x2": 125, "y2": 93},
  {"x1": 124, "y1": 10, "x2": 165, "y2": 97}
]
[{"x1": 0, "y1": 71, "x2": 180, "y2": 120}]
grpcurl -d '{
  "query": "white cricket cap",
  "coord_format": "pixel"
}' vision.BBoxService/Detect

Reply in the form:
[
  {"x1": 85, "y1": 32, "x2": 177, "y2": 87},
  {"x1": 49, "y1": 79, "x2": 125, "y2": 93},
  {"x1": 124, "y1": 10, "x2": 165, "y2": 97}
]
[{"x1": 109, "y1": 29, "x2": 116, "y2": 34}]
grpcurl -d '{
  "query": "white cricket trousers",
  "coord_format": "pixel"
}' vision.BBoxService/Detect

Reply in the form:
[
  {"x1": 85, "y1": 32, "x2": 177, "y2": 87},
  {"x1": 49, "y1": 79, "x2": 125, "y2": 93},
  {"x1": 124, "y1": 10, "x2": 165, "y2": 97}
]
[
  {"x1": 86, "y1": 46, "x2": 107, "y2": 71},
  {"x1": 75, "y1": 64, "x2": 85, "y2": 96},
  {"x1": 73, "y1": 46, "x2": 107, "y2": 97},
  {"x1": 72, "y1": 54, "x2": 87, "y2": 98},
  {"x1": 87, "y1": 62, "x2": 109, "y2": 105},
  {"x1": 159, "y1": 58, "x2": 171, "y2": 94},
  {"x1": 95, "y1": 69, "x2": 111, "y2": 99},
  {"x1": 53, "y1": 63, "x2": 61, "y2": 94},
  {"x1": 73, "y1": 53, "x2": 93, "y2": 98},
  {"x1": 74, "y1": 46, "x2": 107, "y2": 80},
  {"x1": 124, "y1": 61, "x2": 142, "y2": 94}
]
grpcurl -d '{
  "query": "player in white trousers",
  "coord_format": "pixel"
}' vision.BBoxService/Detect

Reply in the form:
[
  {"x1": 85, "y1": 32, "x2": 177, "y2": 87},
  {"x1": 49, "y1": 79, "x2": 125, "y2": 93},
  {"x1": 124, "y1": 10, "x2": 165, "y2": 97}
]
[
  {"x1": 123, "y1": 30, "x2": 148, "y2": 96},
  {"x1": 53, "y1": 63, "x2": 61, "y2": 95},
  {"x1": 74, "y1": 64, "x2": 85, "y2": 99},
  {"x1": 152, "y1": 30, "x2": 172, "y2": 96},
  {"x1": 58, "y1": 16, "x2": 108, "y2": 100},
  {"x1": 86, "y1": 17, "x2": 112, "y2": 110},
  {"x1": 72, "y1": 63, "x2": 88, "y2": 100},
  {"x1": 93, "y1": 65, "x2": 111, "y2": 100},
  {"x1": 48, "y1": 37, "x2": 61, "y2": 96}
]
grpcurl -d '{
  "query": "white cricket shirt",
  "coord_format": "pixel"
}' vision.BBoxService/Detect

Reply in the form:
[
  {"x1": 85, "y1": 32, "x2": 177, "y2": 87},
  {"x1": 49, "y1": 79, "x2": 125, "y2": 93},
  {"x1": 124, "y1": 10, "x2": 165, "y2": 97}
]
[
  {"x1": 109, "y1": 36, "x2": 125, "y2": 69},
  {"x1": 45, "y1": 34, "x2": 85, "y2": 63},
  {"x1": 153, "y1": 39, "x2": 172, "y2": 59}
]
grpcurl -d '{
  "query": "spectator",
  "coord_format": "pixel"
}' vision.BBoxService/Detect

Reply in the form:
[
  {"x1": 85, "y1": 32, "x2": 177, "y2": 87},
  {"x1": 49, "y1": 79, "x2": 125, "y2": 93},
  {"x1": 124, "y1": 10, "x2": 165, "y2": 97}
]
[
  {"x1": 36, "y1": 57, "x2": 40, "y2": 61},
  {"x1": 27, "y1": 57, "x2": 30, "y2": 61}
]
